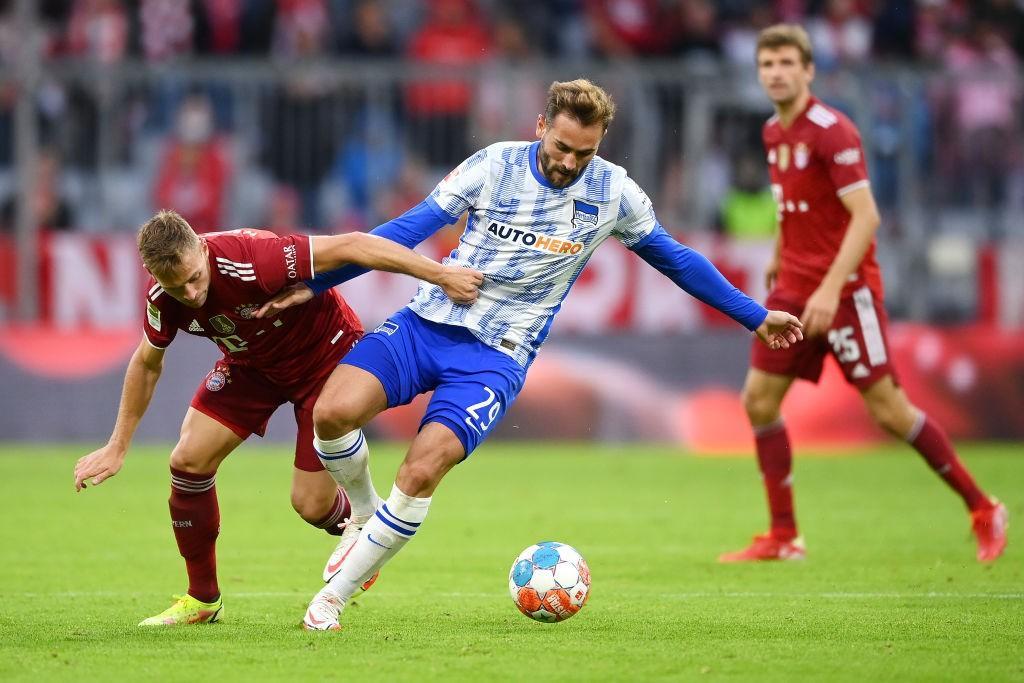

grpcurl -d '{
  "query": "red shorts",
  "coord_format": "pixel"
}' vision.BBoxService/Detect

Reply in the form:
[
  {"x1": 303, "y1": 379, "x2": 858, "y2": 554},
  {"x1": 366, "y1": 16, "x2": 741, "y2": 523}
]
[
  {"x1": 751, "y1": 286, "x2": 898, "y2": 389},
  {"x1": 189, "y1": 334, "x2": 358, "y2": 472}
]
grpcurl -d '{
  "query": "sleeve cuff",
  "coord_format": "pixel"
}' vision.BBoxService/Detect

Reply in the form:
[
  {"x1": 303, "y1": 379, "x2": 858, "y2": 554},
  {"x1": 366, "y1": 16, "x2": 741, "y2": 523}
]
[
  {"x1": 750, "y1": 306, "x2": 769, "y2": 331},
  {"x1": 837, "y1": 179, "x2": 870, "y2": 197},
  {"x1": 307, "y1": 235, "x2": 316, "y2": 278},
  {"x1": 143, "y1": 335, "x2": 168, "y2": 350}
]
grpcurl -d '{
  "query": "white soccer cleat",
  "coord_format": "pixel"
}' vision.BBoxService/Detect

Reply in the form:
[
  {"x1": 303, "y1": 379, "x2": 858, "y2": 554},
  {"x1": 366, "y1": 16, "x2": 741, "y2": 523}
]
[
  {"x1": 302, "y1": 587, "x2": 343, "y2": 631},
  {"x1": 321, "y1": 509, "x2": 382, "y2": 593},
  {"x1": 323, "y1": 514, "x2": 370, "y2": 582}
]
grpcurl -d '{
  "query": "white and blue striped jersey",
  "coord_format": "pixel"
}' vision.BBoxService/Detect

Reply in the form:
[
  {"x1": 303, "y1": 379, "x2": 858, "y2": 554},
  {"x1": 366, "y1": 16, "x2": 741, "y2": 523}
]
[{"x1": 410, "y1": 140, "x2": 658, "y2": 367}]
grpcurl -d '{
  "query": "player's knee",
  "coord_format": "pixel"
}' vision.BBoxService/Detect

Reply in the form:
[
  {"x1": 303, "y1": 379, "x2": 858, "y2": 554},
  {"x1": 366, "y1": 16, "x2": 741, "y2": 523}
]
[
  {"x1": 169, "y1": 445, "x2": 218, "y2": 474},
  {"x1": 397, "y1": 460, "x2": 444, "y2": 497},
  {"x1": 741, "y1": 386, "x2": 780, "y2": 425},
  {"x1": 867, "y1": 398, "x2": 909, "y2": 437},
  {"x1": 397, "y1": 442, "x2": 461, "y2": 497},
  {"x1": 290, "y1": 489, "x2": 330, "y2": 523},
  {"x1": 869, "y1": 407, "x2": 900, "y2": 436},
  {"x1": 312, "y1": 398, "x2": 359, "y2": 438}
]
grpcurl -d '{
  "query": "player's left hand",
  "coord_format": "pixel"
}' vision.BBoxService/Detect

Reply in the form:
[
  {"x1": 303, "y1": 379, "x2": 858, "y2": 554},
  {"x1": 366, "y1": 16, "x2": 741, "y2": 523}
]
[
  {"x1": 439, "y1": 266, "x2": 484, "y2": 305},
  {"x1": 255, "y1": 283, "x2": 314, "y2": 318},
  {"x1": 801, "y1": 285, "x2": 840, "y2": 337},
  {"x1": 755, "y1": 310, "x2": 804, "y2": 350}
]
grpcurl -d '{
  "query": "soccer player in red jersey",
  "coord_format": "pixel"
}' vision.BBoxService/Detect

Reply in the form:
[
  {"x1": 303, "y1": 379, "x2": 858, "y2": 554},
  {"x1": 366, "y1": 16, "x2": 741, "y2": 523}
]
[
  {"x1": 73, "y1": 210, "x2": 483, "y2": 625},
  {"x1": 720, "y1": 25, "x2": 1007, "y2": 563}
]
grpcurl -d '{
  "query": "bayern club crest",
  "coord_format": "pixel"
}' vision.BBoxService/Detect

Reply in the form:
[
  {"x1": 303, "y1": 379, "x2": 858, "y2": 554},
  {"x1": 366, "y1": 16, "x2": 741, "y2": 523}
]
[
  {"x1": 235, "y1": 303, "x2": 259, "y2": 320},
  {"x1": 205, "y1": 370, "x2": 227, "y2": 392}
]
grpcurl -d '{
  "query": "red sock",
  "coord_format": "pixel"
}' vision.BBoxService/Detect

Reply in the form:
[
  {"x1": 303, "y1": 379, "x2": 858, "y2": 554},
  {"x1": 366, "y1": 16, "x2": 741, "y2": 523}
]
[
  {"x1": 310, "y1": 487, "x2": 351, "y2": 537},
  {"x1": 754, "y1": 421, "x2": 797, "y2": 540},
  {"x1": 909, "y1": 415, "x2": 990, "y2": 512},
  {"x1": 169, "y1": 467, "x2": 220, "y2": 603}
]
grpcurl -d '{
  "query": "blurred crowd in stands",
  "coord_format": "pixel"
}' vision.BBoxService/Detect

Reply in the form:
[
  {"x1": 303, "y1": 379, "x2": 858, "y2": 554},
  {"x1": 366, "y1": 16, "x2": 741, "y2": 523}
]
[
  {"x1": 1, "y1": 0, "x2": 1020, "y2": 66},
  {"x1": 0, "y1": 0, "x2": 1020, "y2": 243}
]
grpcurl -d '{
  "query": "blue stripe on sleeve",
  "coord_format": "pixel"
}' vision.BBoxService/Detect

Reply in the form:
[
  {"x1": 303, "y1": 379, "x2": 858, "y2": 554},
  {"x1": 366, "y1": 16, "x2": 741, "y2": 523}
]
[
  {"x1": 631, "y1": 225, "x2": 768, "y2": 331},
  {"x1": 304, "y1": 200, "x2": 450, "y2": 295}
]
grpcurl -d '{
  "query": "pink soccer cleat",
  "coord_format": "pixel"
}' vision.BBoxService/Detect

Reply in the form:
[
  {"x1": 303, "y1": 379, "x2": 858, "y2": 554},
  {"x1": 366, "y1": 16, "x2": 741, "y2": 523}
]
[
  {"x1": 971, "y1": 499, "x2": 1008, "y2": 563},
  {"x1": 718, "y1": 532, "x2": 806, "y2": 563}
]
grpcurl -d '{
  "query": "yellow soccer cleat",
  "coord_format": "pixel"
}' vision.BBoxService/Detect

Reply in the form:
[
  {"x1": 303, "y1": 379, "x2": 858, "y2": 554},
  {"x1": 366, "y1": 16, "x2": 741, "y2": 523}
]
[{"x1": 139, "y1": 594, "x2": 223, "y2": 626}]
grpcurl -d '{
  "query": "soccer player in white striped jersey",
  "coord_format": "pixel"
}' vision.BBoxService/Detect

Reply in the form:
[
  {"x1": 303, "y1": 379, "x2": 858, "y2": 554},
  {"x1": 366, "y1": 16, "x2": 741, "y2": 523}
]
[{"x1": 256, "y1": 79, "x2": 803, "y2": 631}]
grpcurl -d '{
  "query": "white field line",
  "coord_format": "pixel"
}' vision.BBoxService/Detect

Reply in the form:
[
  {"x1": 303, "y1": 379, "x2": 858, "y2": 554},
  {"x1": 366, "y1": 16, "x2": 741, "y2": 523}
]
[{"x1": 10, "y1": 590, "x2": 1024, "y2": 600}]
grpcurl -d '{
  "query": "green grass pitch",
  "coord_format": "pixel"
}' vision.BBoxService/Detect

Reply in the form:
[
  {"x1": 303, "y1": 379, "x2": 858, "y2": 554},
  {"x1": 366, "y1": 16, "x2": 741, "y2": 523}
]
[{"x1": 1, "y1": 443, "x2": 1021, "y2": 681}]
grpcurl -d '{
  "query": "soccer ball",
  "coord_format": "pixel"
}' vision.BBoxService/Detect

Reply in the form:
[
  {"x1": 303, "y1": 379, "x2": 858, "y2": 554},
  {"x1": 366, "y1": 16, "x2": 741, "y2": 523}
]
[{"x1": 508, "y1": 541, "x2": 590, "y2": 622}]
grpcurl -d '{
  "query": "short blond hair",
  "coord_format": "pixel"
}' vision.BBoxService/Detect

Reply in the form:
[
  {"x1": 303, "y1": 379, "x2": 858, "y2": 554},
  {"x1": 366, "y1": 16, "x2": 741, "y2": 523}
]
[
  {"x1": 544, "y1": 79, "x2": 616, "y2": 132},
  {"x1": 137, "y1": 209, "x2": 200, "y2": 274},
  {"x1": 756, "y1": 24, "x2": 814, "y2": 66}
]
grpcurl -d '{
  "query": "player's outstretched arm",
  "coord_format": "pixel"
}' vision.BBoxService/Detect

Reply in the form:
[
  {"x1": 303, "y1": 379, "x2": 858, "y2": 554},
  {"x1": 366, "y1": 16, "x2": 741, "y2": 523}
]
[
  {"x1": 74, "y1": 337, "x2": 165, "y2": 492},
  {"x1": 632, "y1": 226, "x2": 770, "y2": 329},
  {"x1": 630, "y1": 226, "x2": 803, "y2": 348},
  {"x1": 311, "y1": 232, "x2": 483, "y2": 305},
  {"x1": 304, "y1": 200, "x2": 451, "y2": 295},
  {"x1": 257, "y1": 200, "x2": 456, "y2": 319},
  {"x1": 755, "y1": 310, "x2": 804, "y2": 350}
]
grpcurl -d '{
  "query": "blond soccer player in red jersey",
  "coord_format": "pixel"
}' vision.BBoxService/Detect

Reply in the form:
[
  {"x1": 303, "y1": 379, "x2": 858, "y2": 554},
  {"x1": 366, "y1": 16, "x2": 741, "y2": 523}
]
[
  {"x1": 73, "y1": 209, "x2": 483, "y2": 625},
  {"x1": 719, "y1": 24, "x2": 1007, "y2": 563}
]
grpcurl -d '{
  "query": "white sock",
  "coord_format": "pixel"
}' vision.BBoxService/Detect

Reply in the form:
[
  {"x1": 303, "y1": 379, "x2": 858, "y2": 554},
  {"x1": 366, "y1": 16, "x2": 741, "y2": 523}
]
[
  {"x1": 324, "y1": 483, "x2": 431, "y2": 604},
  {"x1": 313, "y1": 429, "x2": 380, "y2": 518}
]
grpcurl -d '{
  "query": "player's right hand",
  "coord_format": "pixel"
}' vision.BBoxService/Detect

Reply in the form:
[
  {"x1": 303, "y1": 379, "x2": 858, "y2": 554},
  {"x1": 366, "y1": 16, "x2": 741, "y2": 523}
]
[
  {"x1": 74, "y1": 444, "x2": 126, "y2": 492},
  {"x1": 440, "y1": 266, "x2": 484, "y2": 305},
  {"x1": 255, "y1": 283, "x2": 315, "y2": 319},
  {"x1": 755, "y1": 310, "x2": 803, "y2": 350}
]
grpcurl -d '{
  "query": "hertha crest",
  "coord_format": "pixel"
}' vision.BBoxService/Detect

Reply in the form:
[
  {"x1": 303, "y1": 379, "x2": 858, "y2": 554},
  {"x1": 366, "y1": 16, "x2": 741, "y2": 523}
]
[
  {"x1": 209, "y1": 314, "x2": 236, "y2": 335},
  {"x1": 572, "y1": 200, "x2": 599, "y2": 229}
]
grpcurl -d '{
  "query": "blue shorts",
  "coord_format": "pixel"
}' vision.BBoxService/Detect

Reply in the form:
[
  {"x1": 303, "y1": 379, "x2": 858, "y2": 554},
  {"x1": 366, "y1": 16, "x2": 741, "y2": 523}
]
[{"x1": 340, "y1": 307, "x2": 527, "y2": 456}]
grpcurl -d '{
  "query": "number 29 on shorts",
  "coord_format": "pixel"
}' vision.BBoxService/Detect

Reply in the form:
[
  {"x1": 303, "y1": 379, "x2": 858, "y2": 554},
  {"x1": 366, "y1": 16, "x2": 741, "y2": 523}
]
[{"x1": 464, "y1": 387, "x2": 501, "y2": 435}]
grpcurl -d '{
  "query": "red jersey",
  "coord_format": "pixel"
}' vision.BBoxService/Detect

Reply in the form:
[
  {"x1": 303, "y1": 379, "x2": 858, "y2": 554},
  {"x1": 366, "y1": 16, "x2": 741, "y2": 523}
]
[
  {"x1": 763, "y1": 96, "x2": 883, "y2": 301},
  {"x1": 143, "y1": 229, "x2": 363, "y2": 389}
]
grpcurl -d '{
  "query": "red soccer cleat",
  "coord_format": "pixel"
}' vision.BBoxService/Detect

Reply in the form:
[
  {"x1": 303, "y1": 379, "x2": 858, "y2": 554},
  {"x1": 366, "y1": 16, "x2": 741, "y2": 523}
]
[
  {"x1": 971, "y1": 499, "x2": 1008, "y2": 563},
  {"x1": 718, "y1": 532, "x2": 806, "y2": 563}
]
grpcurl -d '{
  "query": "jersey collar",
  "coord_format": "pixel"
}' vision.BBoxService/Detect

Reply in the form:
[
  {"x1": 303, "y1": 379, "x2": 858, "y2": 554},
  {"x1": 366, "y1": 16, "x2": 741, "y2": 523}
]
[
  {"x1": 778, "y1": 95, "x2": 818, "y2": 131},
  {"x1": 529, "y1": 140, "x2": 586, "y2": 190},
  {"x1": 799, "y1": 95, "x2": 819, "y2": 122}
]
